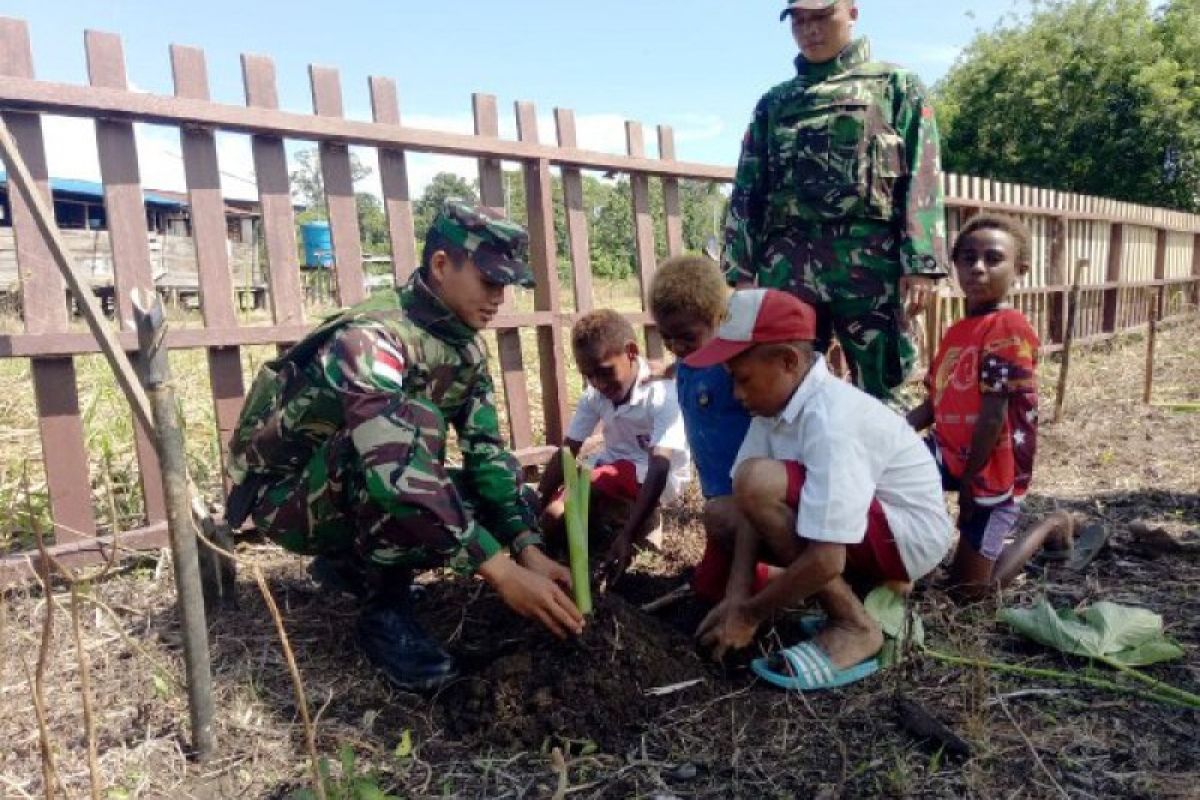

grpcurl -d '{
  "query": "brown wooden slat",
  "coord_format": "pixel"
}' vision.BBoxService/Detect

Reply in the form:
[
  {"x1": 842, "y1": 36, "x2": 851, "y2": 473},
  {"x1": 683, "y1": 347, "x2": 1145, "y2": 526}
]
[
  {"x1": 1153, "y1": 229, "x2": 1168, "y2": 319},
  {"x1": 0, "y1": 310, "x2": 665, "y2": 356},
  {"x1": 310, "y1": 65, "x2": 364, "y2": 306},
  {"x1": 554, "y1": 108, "x2": 593, "y2": 313},
  {"x1": 1, "y1": 19, "x2": 96, "y2": 542},
  {"x1": 369, "y1": 75, "x2": 417, "y2": 284},
  {"x1": 85, "y1": 29, "x2": 166, "y2": 524},
  {"x1": 1192, "y1": 234, "x2": 1200, "y2": 307},
  {"x1": 658, "y1": 125, "x2": 684, "y2": 257},
  {"x1": 625, "y1": 120, "x2": 663, "y2": 359},
  {"x1": 516, "y1": 101, "x2": 568, "y2": 445},
  {"x1": 241, "y1": 54, "x2": 303, "y2": 327},
  {"x1": 0, "y1": 74, "x2": 739, "y2": 183},
  {"x1": 473, "y1": 93, "x2": 533, "y2": 451},
  {"x1": 171, "y1": 44, "x2": 245, "y2": 485},
  {"x1": 29, "y1": 358, "x2": 95, "y2": 541},
  {"x1": 1102, "y1": 223, "x2": 1124, "y2": 332},
  {"x1": 0, "y1": 520, "x2": 169, "y2": 590}
]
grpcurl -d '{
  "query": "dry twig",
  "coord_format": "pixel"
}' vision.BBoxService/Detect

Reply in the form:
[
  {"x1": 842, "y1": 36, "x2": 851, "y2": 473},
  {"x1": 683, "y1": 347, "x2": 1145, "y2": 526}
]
[{"x1": 251, "y1": 565, "x2": 326, "y2": 800}]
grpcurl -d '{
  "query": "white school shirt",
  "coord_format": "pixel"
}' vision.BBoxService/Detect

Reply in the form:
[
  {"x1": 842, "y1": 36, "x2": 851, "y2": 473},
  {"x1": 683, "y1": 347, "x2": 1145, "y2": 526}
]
[
  {"x1": 731, "y1": 355, "x2": 952, "y2": 581},
  {"x1": 566, "y1": 358, "x2": 692, "y2": 502}
]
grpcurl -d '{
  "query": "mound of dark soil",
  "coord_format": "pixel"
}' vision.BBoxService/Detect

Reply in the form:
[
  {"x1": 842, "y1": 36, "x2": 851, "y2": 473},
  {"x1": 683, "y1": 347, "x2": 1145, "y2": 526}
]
[{"x1": 432, "y1": 592, "x2": 713, "y2": 751}]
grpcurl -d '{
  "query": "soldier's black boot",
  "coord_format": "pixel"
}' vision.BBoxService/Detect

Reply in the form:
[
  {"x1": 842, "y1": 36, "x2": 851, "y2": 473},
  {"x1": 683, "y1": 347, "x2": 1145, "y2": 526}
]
[
  {"x1": 307, "y1": 554, "x2": 369, "y2": 597},
  {"x1": 356, "y1": 575, "x2": 457, "y2": 692}
]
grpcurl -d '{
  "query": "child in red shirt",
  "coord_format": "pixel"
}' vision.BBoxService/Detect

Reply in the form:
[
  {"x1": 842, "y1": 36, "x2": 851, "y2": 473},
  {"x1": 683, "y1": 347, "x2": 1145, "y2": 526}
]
[{"x1": 908, "y1": 214, "x2": 1074, "y2": 598}]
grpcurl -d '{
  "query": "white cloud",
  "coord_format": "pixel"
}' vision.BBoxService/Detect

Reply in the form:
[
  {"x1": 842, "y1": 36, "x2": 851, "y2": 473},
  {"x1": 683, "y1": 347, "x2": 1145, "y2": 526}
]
[{"x1": 39, "y1": 115, "x2": 260, "y2": 201}]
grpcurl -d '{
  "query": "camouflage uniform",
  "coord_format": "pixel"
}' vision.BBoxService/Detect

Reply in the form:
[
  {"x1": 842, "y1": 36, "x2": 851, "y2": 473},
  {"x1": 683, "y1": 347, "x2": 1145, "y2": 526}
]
[
  {"x1": 226, "y1": 202, "x2": 541, "y2": 579},
  {"x1": 722, "y1": 35, "x2": 948, "y2": 401}
]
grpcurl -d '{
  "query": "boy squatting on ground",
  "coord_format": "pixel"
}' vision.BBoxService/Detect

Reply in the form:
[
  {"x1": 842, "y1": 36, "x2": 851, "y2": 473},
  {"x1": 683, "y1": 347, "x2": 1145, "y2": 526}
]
[
  {"x1": 648, "y1": 255, "x2": 775, "y2": 601},
  {"x1": 538, "y1": 309, "x2": 692, "y2": 585},
  {"x1": 689, "y1": 288, "x2": 954, "y2": 690},
  {"x1": 906, "y1": 213, "x2": 1075, "y2": 600},
  {"x1": 224, "y1": 201, "x2": 584, "y2": 693}
]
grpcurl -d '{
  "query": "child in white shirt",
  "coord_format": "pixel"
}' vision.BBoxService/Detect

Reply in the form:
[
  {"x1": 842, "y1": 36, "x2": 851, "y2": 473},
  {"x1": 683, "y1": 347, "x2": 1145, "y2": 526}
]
[
  {"x1": 538, "y1": 309, "x2": 691, "y2": 585},
  {"x1": 688, "y1": 289, "x2": 952, "y2": 691}
]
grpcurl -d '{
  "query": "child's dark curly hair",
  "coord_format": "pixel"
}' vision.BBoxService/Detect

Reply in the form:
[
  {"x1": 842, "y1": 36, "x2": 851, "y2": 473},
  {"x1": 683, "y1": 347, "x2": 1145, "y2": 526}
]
[
  {"x1": 649, "y1": 254, "x2": 729, "y2": 326},
  {"x1": 952, "y1": 213, "x2": 1033, "y2": 266},
  {"x1": 572, "y1": 308, "x2": 636, "y2": 359}
]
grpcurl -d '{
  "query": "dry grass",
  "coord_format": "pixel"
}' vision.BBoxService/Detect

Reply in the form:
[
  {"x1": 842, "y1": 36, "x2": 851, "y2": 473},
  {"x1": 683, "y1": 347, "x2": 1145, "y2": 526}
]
[{"x1": 0, "y1": 314, "x2": 1197, "y2": 799}]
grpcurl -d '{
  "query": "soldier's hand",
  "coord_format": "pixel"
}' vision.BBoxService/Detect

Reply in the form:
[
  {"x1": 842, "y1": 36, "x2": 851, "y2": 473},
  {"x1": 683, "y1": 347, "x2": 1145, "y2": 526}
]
[
  {"x1": 515, "y1": 544, "x2": 573, "y2": 593},
  {"x1": 479, "y1": 554, "x2": 585, "y2": 639},
  {"x1": 899, "y1": 275, "x2": 936, "y2": 317}
]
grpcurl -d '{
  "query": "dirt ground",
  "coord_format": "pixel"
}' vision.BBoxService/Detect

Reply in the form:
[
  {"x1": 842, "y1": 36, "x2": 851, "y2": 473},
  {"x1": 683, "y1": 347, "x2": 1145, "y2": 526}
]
[{"x1": 1, "y1": 318, "x2": 1198, "y2": 799}]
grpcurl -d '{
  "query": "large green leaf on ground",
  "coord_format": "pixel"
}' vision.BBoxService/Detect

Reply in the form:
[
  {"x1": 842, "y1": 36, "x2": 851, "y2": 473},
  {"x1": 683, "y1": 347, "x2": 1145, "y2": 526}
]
[
  {"x1": 865, "y1": 586, "x2": 924, "y2": 667},
  {"x1": 998, "y1": 600, "x2": 1184, "y2": 666}
]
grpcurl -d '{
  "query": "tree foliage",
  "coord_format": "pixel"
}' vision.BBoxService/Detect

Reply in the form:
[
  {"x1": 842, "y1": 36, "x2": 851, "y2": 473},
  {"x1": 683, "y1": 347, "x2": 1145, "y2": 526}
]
[
  {"x1": 936, "y1": 0, "x2": 1200, "y2": 211},
  {"x1": 289, "y1": 147, "x2": 374, "y2": 213}
]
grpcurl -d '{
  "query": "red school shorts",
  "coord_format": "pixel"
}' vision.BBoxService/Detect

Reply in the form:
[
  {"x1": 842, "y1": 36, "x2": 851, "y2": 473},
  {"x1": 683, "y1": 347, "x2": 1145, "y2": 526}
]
[
  {"x1": 588, "y1": 460, "x2": 641, "y2": 502},
  {"x1": 784, "y1": 461, "x2": 910, "y2": 583},
  {"x1": 554, "y1": 459, "x2": 642, "y2": 505}
]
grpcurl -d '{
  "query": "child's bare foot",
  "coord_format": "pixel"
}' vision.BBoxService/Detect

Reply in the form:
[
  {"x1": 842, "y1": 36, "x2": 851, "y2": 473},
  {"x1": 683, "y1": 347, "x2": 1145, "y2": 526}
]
[
  {"x1": 1044, "y1": 510, "x2": 1084, "y2": 554},
  {"x1": 814, "y1": 617, "x2": 884, "y2": 670}
]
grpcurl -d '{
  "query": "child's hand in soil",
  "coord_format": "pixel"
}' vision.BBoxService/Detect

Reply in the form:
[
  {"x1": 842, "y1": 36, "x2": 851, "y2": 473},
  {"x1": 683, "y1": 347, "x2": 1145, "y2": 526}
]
[
  {"x1": 479, "y1": 554, "x2": 585, "y2": 639},
  {"x1": 695, "y1": 599, "x2": 758, "y2": 661},
  {"x1": 596, "y1": 533, "x2": 634, "y2": 589}
]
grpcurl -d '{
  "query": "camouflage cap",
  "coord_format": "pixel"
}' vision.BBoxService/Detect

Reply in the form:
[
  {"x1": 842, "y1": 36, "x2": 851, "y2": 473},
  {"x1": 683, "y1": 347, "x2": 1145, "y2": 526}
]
[
  {"x1": 779, "y1": 0, "x2": 840, "y2": 20},
  {"x1": 431, "y1": 199, "x2": 535, "y2": 288}
]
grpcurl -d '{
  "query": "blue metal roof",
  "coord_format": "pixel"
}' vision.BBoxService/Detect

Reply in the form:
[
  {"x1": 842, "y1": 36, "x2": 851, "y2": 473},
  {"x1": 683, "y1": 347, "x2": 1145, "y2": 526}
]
[{"x1": 0, "y1": 171, "x2": 185, "y2": 207}]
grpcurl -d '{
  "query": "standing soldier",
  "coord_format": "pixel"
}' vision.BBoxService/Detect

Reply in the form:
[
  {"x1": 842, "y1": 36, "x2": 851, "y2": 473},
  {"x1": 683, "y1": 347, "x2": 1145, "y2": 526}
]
[
  {"x1": 225, "y1": 200, "x2": 584, "y2": 691},
  {"x1": 723, "y1": 0, "x2": 948, "y2": 403}
]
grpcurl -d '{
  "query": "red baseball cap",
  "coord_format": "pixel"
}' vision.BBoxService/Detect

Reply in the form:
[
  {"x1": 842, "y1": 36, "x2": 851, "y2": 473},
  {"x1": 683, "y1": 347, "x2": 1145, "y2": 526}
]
[{"x1": 684, "y1": 289, "x2": 817, "y2": 368}]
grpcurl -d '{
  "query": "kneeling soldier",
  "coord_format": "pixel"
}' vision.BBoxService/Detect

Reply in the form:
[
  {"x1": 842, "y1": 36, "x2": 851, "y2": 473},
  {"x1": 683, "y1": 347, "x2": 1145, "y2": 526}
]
[{"x1": 226, "y1": 200, "x2": 584, "y2": 691}]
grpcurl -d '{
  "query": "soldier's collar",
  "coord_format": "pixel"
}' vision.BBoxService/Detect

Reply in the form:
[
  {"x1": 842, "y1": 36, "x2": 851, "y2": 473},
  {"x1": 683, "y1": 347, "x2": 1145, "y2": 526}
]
[
  {"x1": 793, "y1": 37, "x2": 870, "y2": 79},
  {"x1": 399, "y1": 271, "x2": 479, "y2": 346}
]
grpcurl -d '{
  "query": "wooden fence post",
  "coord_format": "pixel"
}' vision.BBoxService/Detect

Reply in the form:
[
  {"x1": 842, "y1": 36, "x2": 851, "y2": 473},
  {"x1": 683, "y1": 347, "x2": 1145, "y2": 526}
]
[
  {"x1": 133, "y1": 292, "x2": 216, "y2": 761},
  {"x1": 86, "y1": 29, "x2": 167, "y2": 525},
  {"x1": 1143, "y1": 288, "x2": 1159, "y2": 404},
  {"x1": 1047, "y1": 215, "x2": 1068, "y2": 344},
  {"x1": 626, "y1": 121, "x2": 663, "y2": 361},
  {"x1": 1053, "y1": 259, "x2": 1087, "y2": 422},
  {"x1": 1102, "y1": 222, "x2": 1124, "y2": 332},
  {"x1": 0, "y1": 18, "x2": 96, "y2": 544},
  {"x1": 473, "y1": 94, "x2": 535, "y2": 453},
  {"x1": 1191, "y1": 233, "x2": 1200, "y2": 308},
  {"x1": 516, "y1": 101, "x2": 569, "y2": 445}
]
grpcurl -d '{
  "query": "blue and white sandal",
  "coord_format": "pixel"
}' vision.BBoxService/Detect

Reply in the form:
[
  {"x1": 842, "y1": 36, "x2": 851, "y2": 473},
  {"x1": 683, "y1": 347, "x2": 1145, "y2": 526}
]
[{"x1": 751, "y1": 640, "x2": 880, "y2": 691}]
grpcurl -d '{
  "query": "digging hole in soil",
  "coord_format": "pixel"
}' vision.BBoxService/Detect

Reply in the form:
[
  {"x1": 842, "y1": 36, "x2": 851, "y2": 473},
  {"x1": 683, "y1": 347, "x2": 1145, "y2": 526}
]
[{"x1": 430, "y1": 592, "x2": 713, "y2": 752}]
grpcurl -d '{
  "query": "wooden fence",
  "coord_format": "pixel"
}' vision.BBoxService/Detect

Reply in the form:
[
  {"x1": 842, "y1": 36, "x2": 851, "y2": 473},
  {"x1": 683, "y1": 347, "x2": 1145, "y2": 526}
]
[{"x1": 0, "y1": 16, "x2": 1197, "y2": 584}]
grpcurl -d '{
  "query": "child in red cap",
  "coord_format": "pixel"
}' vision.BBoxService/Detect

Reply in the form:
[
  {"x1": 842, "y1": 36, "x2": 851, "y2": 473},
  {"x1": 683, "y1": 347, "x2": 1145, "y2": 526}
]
[{"x1": 689, "y1": 288, "x2": 952, "y2": 691}]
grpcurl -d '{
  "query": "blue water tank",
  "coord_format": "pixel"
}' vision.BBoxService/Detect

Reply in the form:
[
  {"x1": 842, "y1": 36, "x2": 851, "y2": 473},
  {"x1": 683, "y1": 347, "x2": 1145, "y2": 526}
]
[{"x1": 300, "y1": 220, "x2": 333, "y2": 269}]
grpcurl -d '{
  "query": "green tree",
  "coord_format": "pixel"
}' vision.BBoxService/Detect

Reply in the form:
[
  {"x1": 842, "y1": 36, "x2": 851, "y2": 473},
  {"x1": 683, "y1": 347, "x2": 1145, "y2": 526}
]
[
  {"x1": 936, "y1": 0, "x2": 1199, "y2": 211},
  {"x1": 289, "y1": 147, "x2": 373, "y2": 213},
  {"x1": 413, "y1": 172, "x2": 478, "y2": 238},
  {"x1": 356, "y1": 192, "x2": 389, "y2": 256}
]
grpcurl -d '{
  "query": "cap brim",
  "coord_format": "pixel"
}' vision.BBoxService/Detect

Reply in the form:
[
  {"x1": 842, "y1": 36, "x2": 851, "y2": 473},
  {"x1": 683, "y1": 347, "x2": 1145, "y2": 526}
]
[
  {"x1": 475, "y1": 251, "x2": 536, "y2": 289},
  {"x1": 682, "y1": 337, "x2": 755, "y2": 368}
]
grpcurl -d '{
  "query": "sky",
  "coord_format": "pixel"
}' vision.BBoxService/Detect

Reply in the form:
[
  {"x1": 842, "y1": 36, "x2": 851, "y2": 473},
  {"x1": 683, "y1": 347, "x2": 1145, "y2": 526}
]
[{"x1": 2, "y1": 1, "x2": 1028, "y2": 201}]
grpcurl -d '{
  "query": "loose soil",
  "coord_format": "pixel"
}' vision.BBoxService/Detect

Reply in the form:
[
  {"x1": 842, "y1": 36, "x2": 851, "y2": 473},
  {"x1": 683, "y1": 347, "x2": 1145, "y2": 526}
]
[{"x1": 2, "y1": 319, "x2": 1198, "y2": 798}]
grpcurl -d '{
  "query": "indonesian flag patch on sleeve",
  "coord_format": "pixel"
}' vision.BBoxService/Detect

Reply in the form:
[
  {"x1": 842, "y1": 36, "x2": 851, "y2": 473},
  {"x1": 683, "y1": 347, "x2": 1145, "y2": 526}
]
[{"x1": 369, "y1": 338, "x2": 406, "y2": 391}]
